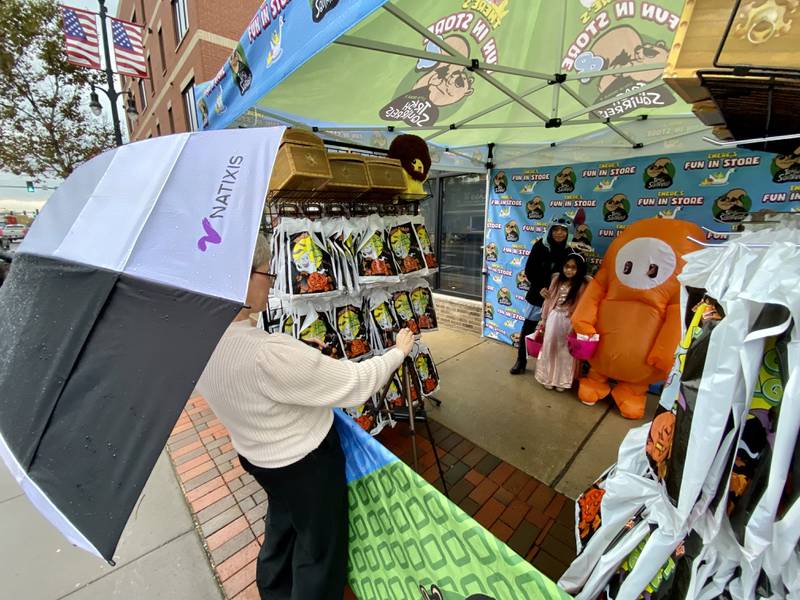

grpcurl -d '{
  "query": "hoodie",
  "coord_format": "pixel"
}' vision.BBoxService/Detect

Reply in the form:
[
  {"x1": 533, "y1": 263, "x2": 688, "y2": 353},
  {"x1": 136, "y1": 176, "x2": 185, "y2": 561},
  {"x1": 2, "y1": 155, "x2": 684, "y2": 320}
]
[{"x1": 523, "y1": 213, "x2": 575, "y2": 307}]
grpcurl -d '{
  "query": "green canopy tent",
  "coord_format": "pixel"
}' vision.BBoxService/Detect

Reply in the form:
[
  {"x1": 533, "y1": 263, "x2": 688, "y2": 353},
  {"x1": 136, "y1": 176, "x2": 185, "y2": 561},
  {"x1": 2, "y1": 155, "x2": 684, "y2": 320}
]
[{"x1": 197, "y1": 0, "x2": 713, "y2": 170}]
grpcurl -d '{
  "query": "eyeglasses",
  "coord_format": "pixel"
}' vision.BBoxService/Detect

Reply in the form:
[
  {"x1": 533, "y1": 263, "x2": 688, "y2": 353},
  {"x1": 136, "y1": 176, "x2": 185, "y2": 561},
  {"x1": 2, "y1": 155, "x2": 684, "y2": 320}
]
[{"x1": 252, "y1": 270, "x2": 277, "y2": 282}]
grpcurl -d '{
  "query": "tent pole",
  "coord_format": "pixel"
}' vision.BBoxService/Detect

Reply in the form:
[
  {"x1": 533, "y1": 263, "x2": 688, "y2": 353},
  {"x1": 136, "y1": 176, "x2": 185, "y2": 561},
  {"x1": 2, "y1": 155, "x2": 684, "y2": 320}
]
[
  {"x1": 551, "y1": 0, "x2": 568, "y2": 119},
  {"x1": 383, "y1": 3, "x2": 549, "y2": 122},
  {"x1": 560, "y1": 86, "x2": 639, "y2": 146},
  {"x1": 643, "y1": 127, "x2": 711, "y2": 147},
  {"x1": 480, "y1": 143, "x2": 492, "y2": 342},
  {"x1": 560, "y1": 80, "x2": 664, "y2": 122},
  {"x1": 564, "y1": 63, "x2": 667, "y2": 82},
  {"x1": 335, "y1": 35, "x2": 552, "y2": 82},
  {"x1": 425, "y1": 82, "x2": 551, "y2": 142}
]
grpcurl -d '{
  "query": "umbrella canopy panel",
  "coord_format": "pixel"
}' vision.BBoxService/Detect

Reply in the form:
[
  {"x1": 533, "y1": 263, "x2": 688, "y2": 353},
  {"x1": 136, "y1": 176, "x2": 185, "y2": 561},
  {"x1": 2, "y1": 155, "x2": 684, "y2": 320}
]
[
  {"x1": 0, "y1": 127, "x2": 285, "y2": 561},
  {"x1": 197, "y1": 0, "x2": 714, "y2": 165}
]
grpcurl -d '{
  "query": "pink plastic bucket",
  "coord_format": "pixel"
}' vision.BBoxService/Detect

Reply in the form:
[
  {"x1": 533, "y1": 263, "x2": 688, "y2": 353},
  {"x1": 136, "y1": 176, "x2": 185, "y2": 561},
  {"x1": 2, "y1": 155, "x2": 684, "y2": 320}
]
[
  {"x1": 567, "y1": 333, "x2": 598, "y2": 360},
  {"x1": 525, "y1": 333, "x2": 543, "y2": 358}
]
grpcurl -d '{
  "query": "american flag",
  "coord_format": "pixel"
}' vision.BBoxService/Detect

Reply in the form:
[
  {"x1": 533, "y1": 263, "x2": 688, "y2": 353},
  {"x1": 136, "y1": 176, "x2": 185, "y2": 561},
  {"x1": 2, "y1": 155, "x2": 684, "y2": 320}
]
[
  {"x1": 60, "y1": 5, "x2": 101, "y2": 70},
  {"x1": 110, "y1": 17, "x2": 147, "y2": 78}
]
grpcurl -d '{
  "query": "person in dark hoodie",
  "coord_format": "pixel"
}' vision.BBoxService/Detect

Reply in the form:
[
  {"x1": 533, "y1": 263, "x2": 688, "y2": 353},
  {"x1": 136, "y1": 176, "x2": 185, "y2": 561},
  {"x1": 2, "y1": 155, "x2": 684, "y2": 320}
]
[{"x1": 510, "y1": 212, "x2": 580, "y2": 375}]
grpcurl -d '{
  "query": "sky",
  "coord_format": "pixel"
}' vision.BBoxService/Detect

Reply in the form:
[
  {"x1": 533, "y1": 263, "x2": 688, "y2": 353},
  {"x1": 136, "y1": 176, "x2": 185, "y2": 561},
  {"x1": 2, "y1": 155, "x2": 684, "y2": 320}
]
[{"x1": 0, "y1": 0, "x2": 121, "y2": 211}]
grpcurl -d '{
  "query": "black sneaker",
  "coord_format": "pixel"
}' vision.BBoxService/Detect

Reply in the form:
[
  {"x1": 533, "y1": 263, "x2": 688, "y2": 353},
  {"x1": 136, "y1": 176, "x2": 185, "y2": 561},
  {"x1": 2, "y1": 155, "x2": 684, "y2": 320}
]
[{"x1": 509, "y1": 360, "x2": 526, "y2": 375}]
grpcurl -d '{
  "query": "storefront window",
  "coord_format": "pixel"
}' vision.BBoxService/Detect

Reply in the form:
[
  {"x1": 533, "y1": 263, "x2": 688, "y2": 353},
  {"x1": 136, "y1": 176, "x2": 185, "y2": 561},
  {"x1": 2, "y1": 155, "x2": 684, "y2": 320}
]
[{"x1": 435, "y1": 174, "x2": 485, "y2": 299}]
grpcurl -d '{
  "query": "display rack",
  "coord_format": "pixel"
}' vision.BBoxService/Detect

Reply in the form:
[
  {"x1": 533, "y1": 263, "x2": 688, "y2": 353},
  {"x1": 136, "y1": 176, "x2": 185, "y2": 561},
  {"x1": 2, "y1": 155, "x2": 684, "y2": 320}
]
[{"x1": 263, "y1": 180, "x2": 449, "y2": 498}]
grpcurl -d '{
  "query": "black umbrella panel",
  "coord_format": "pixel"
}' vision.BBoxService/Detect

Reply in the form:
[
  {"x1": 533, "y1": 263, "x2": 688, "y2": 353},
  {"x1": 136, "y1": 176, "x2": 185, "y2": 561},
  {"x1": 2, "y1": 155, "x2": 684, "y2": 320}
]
[{"x1": 0, "y1": 127, "x2": 285, "y2": 561}]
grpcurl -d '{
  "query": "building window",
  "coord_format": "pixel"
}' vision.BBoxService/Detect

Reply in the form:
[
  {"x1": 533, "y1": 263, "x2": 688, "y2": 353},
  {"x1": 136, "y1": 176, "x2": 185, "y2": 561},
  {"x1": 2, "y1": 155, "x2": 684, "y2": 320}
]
[
  {"x1": 157, "y1": 27, "x2": 166, "y2": 73},
  {"x1": 172, "y1": 0, "x2": 189, "y2": 45},
  {"x1": 138, "y1": 78, "x2": 147, "y2": 110},
  {"x1": 147, "y1": 56, "x2": 153, "y2": 94},
  {"x1": 426, "y1": 174, "x2": 485, "y2": 299},
  {"x1": 182, "y1": 79, "x2": 198, "y2": 131},
  {"x1": 167, "y1": 106, "x2": 175, "y2": 133},
  {"x1": 156, "y1": 121, "x2": 161, "y2": 136}
]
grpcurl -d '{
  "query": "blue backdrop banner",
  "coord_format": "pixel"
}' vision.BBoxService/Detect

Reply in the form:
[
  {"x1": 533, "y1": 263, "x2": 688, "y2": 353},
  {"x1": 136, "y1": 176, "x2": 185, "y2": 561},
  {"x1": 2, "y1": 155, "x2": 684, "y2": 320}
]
[{"x1": 483, "y1": 147, "x2": 800, "y2": 346}]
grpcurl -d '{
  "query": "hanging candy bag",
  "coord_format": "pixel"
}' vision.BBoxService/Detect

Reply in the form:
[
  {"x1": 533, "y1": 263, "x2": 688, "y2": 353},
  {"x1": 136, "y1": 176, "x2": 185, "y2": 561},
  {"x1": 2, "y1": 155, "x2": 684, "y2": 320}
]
[
  {"x1": 391, "y1": 288, "x2": 420, "y2": 334},
  {"x1": 367, "y1": 288, "x2": 400, "y2": 352},
  {"x1": 285, "y1": 218, "x2": 339, "y2": 297},
  {"x1": 411, "y1": 342, "x2": 439, "y2": 396},
  {"x1": 356, "y1": 214, "x2": 400, "y2": 285},
  {"x1": 388, "y1": 217, "x2": 426, "y2": 277},
  {"x1": 408, "y1": 279, "x2": 438, "y2": 331},
  {"x1": 411, "y1": 214, "x2": 438, "y2": 272},
  {"x1": 330, "y1": 295, "x2": 373, "y2": 361},
  {"x1": 295, "y1": 302, "x2": 345, "y2": 360}
]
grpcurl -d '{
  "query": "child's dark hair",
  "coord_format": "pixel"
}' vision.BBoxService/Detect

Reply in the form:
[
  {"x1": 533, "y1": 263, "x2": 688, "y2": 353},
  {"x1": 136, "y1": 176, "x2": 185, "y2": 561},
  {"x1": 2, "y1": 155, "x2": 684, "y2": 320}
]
[{"x1": 558, "y1": 253, "x2": 587, "y2": 306}]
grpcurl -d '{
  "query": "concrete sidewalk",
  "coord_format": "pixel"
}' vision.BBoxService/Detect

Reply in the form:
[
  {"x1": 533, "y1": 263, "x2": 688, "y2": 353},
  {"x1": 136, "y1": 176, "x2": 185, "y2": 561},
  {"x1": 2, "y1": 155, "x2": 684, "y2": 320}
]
[
  {"x1": 422, "y1": 327, "x2": 658, "y2": 499},
  {"x1": 1, "y1": 451, "x2": 222, "y2": 600}
]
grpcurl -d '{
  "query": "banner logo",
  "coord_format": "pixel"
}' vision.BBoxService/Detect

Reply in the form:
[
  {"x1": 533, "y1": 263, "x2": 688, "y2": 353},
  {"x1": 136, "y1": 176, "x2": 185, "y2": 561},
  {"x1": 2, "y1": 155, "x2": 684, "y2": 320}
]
[
  {"x1": 310, "y1": 0, "x2": 339, "y2": 23},
  {"x1": 712, "y1": 188, "x2": 752, "y2": 223},
  {"x1": 554, "y1": 166, "x2": 577, "y2": 193},
  {"x1": 603, "y1": 193, "x2": 630, "y2": 222},
  {"x1": 643, "y1": 157, "x2": 675, "y2": 189}
]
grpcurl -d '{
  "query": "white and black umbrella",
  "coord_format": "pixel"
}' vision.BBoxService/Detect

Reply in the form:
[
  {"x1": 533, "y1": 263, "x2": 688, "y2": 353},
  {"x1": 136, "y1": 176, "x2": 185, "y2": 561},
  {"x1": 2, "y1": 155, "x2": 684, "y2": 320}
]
[{"x1": 0, "y1": 127, "x2": 284, "y2": 562}]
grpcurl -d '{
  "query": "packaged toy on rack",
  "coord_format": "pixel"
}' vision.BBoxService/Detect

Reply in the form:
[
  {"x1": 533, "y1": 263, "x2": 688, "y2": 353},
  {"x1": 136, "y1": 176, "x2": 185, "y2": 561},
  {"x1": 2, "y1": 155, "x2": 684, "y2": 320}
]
[
  {"x1": 387, "y1": 217, "x2": 426, "y2": 276},
  {"x1": 409, "y1": 279, "x2": 438, "y2": 331},
  {"x1": 411, "y1": 214, "x2": 438, "y2": 271},
  {"x1": 330, "y1": 296, "x2": 372, "y2": 361},
  {"x1": 411, "y1": 342, "x2": 440, "y2": 396},
  {"x1": 357, "y1": 214, "x2": 400, "y2": 284},
  {"x1": 366, "y1": 288, "x2": 400, "y2": 352}
]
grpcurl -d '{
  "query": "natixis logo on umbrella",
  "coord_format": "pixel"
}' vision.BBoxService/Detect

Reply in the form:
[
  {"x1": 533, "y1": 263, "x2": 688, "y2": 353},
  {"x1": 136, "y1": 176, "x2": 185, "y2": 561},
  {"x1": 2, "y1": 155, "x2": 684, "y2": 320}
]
[{"x1": 197, "y1": 155, "x2": 245, "y2": 251}]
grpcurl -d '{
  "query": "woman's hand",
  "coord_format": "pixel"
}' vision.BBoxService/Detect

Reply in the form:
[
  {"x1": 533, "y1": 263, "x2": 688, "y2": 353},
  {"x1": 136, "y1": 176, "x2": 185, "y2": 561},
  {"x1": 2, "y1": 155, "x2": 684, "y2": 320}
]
[
  {"x1": 540, "y1": 287, "x2": 550, "y2": 299},
  {"x1": 395, "y1": 328, "x2": 415, "y2": 357}
]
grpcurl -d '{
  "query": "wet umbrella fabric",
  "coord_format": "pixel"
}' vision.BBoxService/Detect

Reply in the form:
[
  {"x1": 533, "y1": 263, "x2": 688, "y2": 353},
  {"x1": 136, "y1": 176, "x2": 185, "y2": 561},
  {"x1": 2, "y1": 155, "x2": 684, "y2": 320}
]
[{"x1": 0, "y1": 127, "x2": 285, "y2": 561}]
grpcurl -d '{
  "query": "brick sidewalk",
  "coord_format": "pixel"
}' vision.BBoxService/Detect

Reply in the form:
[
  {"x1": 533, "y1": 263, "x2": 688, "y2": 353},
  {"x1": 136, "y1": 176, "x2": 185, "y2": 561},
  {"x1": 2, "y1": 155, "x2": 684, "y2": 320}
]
[{"x1": 166, "y1": 396, "x2": 577, "y2": 599}]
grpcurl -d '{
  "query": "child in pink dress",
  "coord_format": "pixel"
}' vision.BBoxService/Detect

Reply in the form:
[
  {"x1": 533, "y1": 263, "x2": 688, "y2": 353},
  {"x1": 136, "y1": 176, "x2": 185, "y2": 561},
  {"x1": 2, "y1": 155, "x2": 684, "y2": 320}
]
[{"x1": 535, "y1": 253, "x2": 589, "y2": 391}]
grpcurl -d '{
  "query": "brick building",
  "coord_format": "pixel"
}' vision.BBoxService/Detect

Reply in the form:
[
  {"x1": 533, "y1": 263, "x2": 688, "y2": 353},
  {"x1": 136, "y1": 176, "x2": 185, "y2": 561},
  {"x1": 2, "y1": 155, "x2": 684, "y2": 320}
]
[{"x1": 117, "y1": 0, "x2": 259, "y2": 141}]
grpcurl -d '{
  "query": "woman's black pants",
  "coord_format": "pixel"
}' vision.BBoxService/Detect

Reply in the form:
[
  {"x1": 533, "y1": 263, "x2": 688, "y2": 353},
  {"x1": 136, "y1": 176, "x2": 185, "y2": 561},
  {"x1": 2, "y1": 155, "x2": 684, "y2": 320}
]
[{"x1": 238, "y1": 424, "x2": 348, "y2": 600}]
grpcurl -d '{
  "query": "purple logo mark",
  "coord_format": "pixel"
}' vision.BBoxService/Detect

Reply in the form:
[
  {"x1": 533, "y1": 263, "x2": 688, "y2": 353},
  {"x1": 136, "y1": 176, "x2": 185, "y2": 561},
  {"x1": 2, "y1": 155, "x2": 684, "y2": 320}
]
[{"x1": 197, "y1": 218, "x2": 222, "y2": 252}]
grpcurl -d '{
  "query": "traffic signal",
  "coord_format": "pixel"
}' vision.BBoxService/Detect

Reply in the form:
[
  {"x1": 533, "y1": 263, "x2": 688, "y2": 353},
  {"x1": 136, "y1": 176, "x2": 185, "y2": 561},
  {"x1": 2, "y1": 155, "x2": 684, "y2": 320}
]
[{"x1": 26, "y1": 181, "x2": 35, "y2": 193}]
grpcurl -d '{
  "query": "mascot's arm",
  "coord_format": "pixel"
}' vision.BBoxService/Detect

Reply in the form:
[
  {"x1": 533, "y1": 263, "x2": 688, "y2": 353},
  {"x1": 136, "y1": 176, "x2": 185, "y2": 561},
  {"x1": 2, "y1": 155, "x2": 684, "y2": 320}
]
[
  {"x1": 647, "y1": 302, "x2": 681, "y2": 375},
  {"x1": 571, "y1": 268, "x2": 608, "y2": 336}
]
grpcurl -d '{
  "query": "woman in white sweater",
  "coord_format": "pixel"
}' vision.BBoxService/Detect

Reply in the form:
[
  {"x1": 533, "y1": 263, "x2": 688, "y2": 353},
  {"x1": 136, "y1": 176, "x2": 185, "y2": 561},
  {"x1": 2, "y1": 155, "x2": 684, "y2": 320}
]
[{"x1": 197, "y1": 233, "x2": 414, "y2": 600}]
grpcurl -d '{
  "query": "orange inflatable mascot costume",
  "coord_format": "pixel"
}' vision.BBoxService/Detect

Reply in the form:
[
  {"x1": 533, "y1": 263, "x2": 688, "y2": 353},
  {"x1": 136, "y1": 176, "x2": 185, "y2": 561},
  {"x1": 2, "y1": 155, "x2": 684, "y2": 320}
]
[{"x1": 571, "y1": 218, "x2": 703, "y2": 419}]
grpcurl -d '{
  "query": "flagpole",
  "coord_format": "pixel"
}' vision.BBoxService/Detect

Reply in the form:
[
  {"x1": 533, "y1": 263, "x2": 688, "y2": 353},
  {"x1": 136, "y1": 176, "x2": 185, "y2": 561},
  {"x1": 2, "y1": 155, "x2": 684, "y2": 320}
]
[{"x1": 98, "y1": 0, "x2": 123, "y2": 147}]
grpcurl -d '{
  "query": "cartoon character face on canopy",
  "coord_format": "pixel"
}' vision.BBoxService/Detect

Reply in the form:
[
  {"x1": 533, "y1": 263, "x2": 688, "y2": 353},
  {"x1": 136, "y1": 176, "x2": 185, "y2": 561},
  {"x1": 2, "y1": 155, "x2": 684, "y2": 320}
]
[
  {"x1": 713, "y1": 188, "x2": 752, "y2": 223},
  {"x1": 485, "y1": 242, "x2": 498, "y2": 262},
  {"x1": 571, "y1": 218, "x2": 704, "y2": 419},
  {"x1": 555, "y1": 167, "x2": 576, "y2": 193},
  {"x1": 516, "y1": 271, "x2": 530, "y2": 291},
  {"x1": 592, "y1": 26, "x2": 671, "y2": 100},
  {"x1": 644, "y1": 157, "x2": 675, "y2": 189},
  {"x1": 413, "y1": 36, "x2": 475, "y2": 108},
  {"x1": 526, "y1": 196, "x2": 545, "y2": 220},
  {"x1": 505, "y1": 220, "x2": 520, "y2": 242},
  {"x1": 292, "y1": 233, "x2": 321, "y2": 273}
]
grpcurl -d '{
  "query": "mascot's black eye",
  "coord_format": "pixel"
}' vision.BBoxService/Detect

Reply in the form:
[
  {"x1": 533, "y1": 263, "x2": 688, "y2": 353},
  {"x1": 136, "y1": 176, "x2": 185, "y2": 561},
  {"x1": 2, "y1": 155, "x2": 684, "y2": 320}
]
[
  {"x1": 623, "y1": 261, "x2": 633, "y2": 275},
  {"x1": 648, "y1": 264, "x2": 659, "y2": 278}
]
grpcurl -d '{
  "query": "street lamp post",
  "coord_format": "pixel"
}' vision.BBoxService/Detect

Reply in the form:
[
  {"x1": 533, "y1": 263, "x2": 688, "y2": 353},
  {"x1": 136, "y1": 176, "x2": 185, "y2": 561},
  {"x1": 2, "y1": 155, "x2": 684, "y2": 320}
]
[{"x1": 92, "y1": 0, "x2": 138, "y2": 146}]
